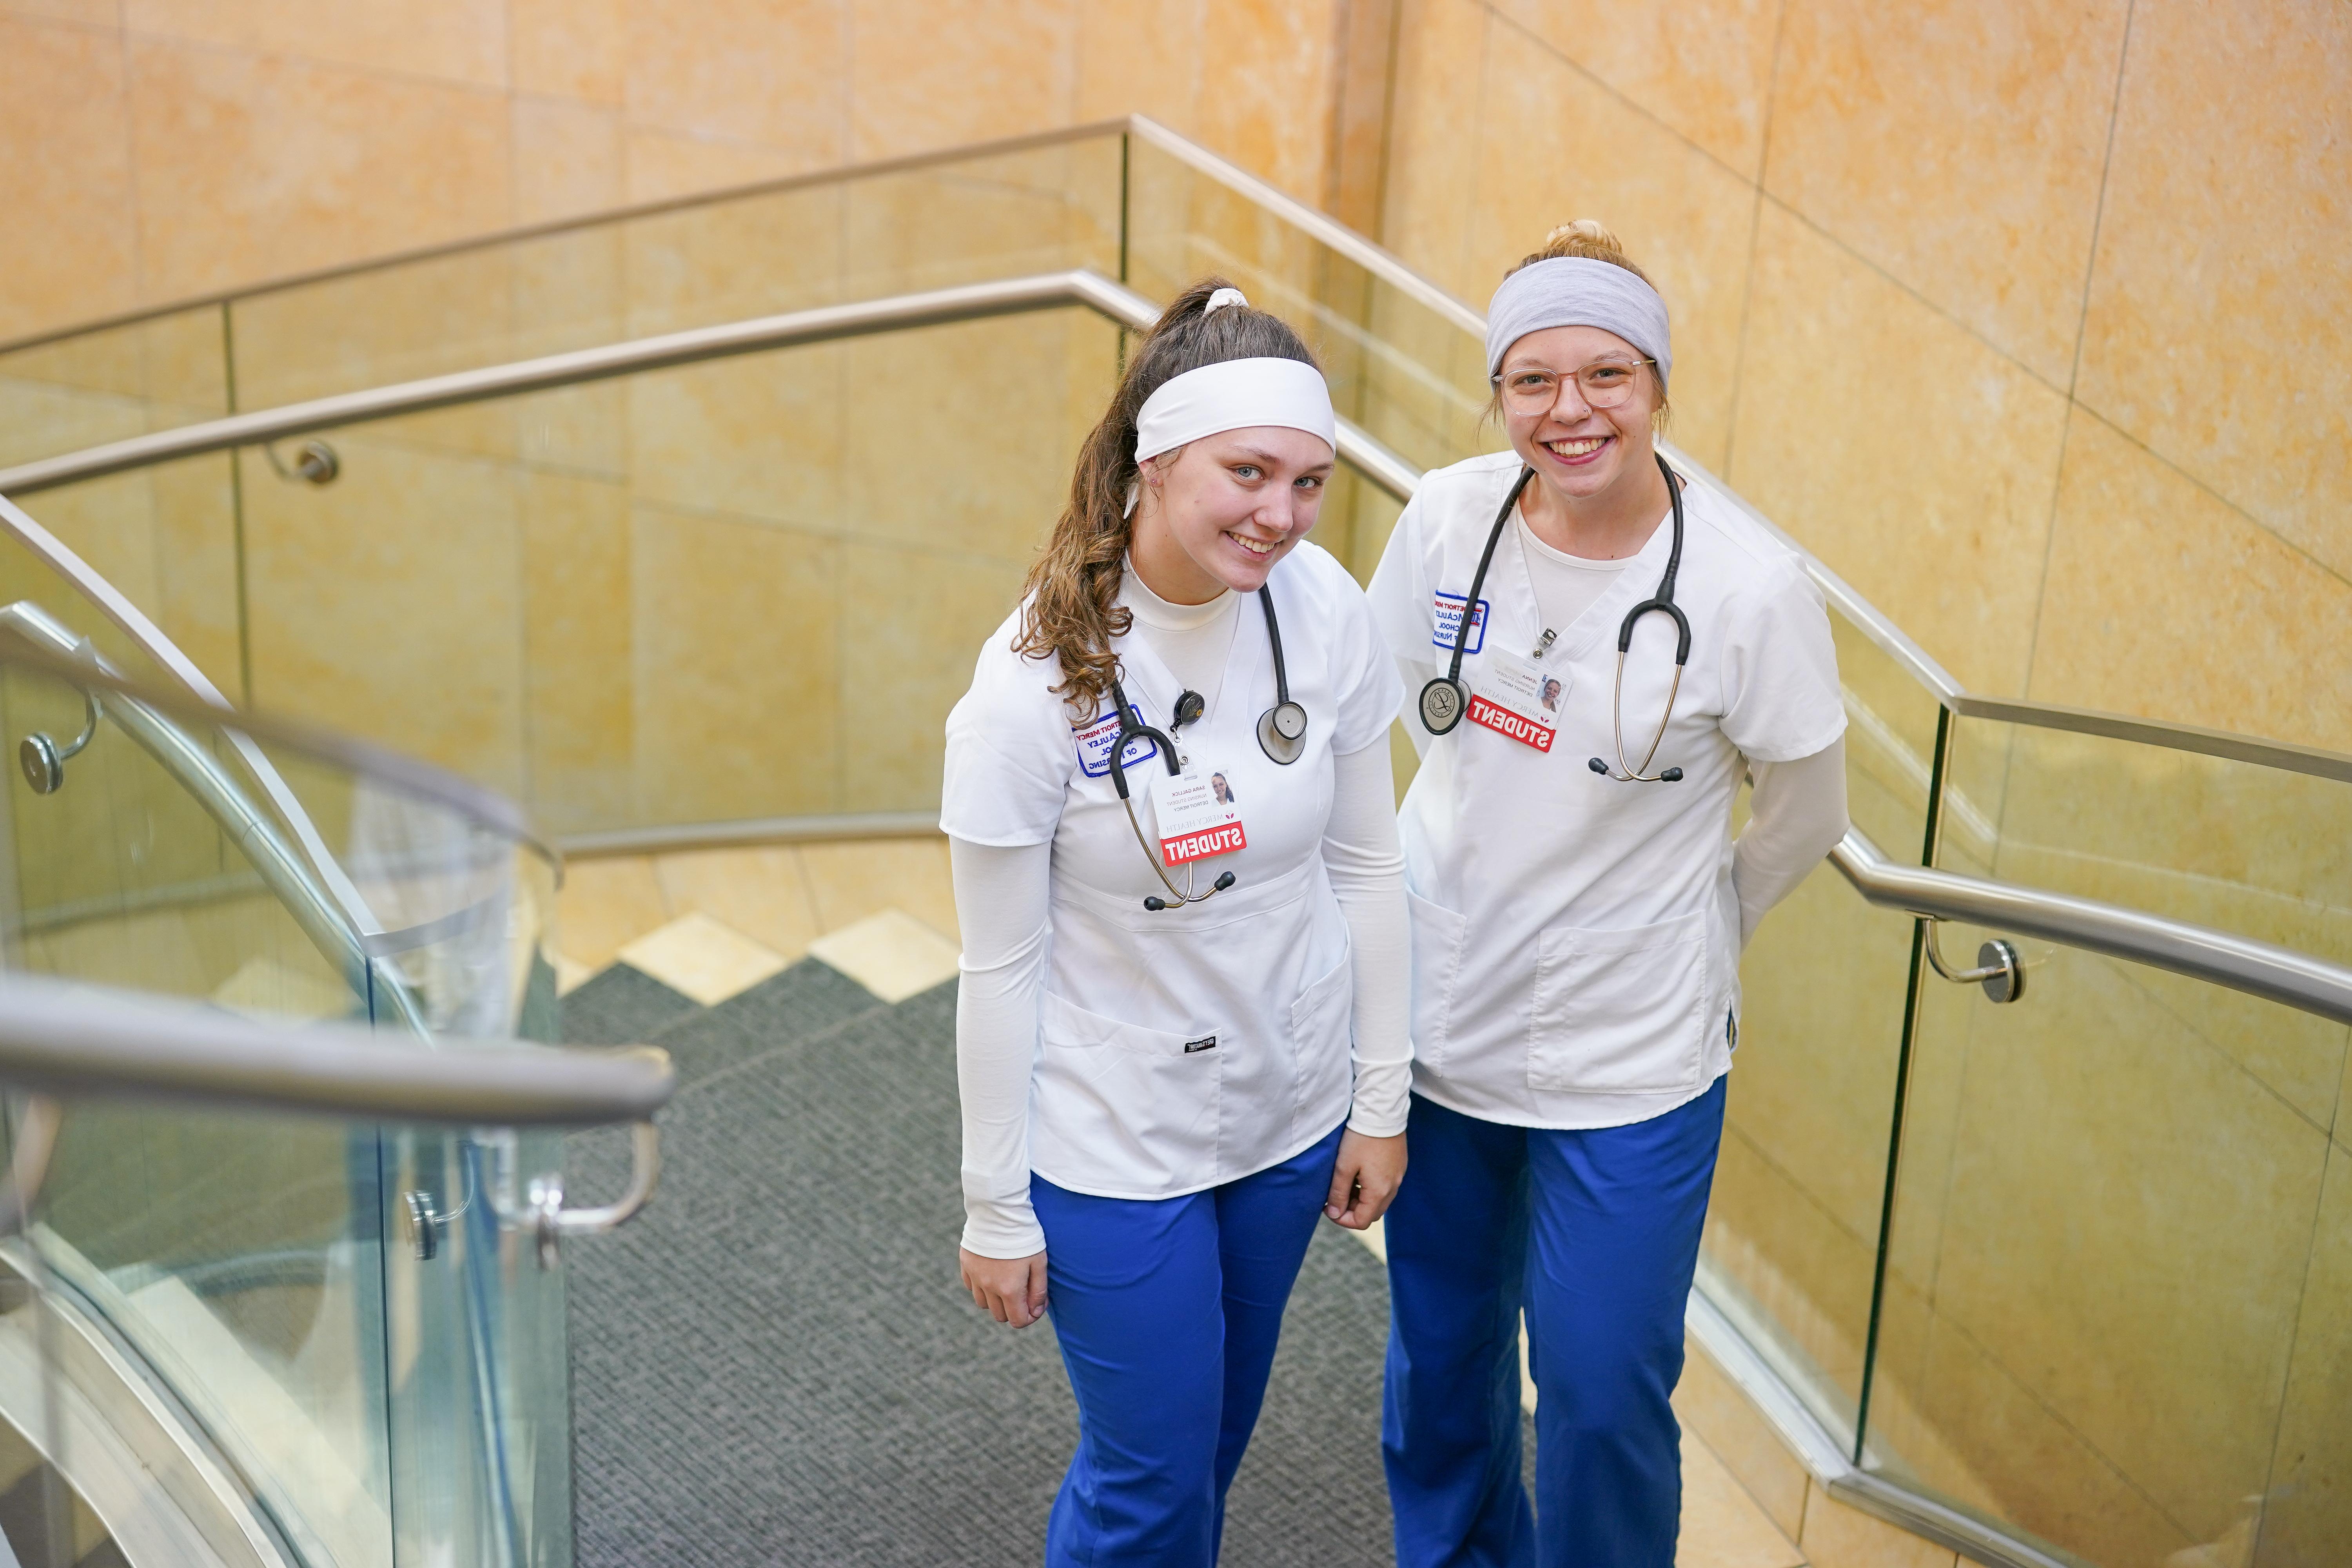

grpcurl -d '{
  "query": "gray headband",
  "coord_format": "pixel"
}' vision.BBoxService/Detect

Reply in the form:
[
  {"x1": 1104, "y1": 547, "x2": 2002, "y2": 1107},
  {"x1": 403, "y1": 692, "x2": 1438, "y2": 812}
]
[{"x1": 1485, "y1": 257, "x2": 1671, "y2": 393}]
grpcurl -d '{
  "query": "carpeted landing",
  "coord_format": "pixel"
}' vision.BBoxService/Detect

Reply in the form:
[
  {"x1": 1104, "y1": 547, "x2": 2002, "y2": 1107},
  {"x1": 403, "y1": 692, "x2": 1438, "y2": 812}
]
[{"x1": 562, "y1": 958, "x2": 1429, "y2": 1567}]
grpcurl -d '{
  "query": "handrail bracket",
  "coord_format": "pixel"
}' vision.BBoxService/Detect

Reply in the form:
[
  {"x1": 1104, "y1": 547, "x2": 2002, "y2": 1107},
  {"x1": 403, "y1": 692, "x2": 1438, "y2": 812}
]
[{"x1": 1919, "y1": 917, "x2": 2025, "y2": 1004}]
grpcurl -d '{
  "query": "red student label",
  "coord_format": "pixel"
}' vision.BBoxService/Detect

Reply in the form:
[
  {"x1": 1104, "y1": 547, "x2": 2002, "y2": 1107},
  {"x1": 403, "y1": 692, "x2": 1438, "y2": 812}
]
[
  {"x1": 1163, "y1": 821, "x2": 1248, "y2": 864},
  {"x1": 1468, "y1": 694, "x2": 1556, "y2": 751},
  {"x1": 1149, "y1": 764, "x2": 1248, "y2": 864}
]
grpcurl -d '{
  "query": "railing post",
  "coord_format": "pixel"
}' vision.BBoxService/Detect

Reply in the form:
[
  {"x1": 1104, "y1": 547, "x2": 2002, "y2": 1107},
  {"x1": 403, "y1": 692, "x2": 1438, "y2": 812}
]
[{"x1": 1853, "y1": 702, "x2": 1951, "y2": 1463}]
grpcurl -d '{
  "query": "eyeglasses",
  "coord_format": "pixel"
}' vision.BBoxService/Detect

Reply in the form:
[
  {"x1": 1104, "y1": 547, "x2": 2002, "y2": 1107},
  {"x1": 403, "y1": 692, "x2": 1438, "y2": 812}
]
[{"x1": 1492, "y1": 358, "x2": 1656, "y2": 412}]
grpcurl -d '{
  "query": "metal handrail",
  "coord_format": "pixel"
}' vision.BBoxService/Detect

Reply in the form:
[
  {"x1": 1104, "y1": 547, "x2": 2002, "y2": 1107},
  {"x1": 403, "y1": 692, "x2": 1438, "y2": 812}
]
[
  {"x1": 0, "y1": 270, "x2": 1424, "y2": 530},
  {"x1": 1828, "y1": 826, "x2": 2352, "y2": 1024},
  {"x1": 0, "y1": 973, "x2": 672, "y2": 1125},
  {"x1": 0, "y1": 602, "x2": 436, "y2": 1038},
  {"x1": 10, "y1": 261, "x2": 2343, "y2": 791}
]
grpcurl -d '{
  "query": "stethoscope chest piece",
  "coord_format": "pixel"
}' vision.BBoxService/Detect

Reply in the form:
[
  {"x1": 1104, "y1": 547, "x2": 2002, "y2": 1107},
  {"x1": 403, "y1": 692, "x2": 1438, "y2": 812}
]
[
  {"x1": 1250, "y1": 585, "x2": 1309, "y2": 766},
  {"x1": 1256, "y1": 698, "x2": 1308, "y2": 764},
  {"x1": 1418, "y1": 677, "x2": 1467, "y2": 735}
]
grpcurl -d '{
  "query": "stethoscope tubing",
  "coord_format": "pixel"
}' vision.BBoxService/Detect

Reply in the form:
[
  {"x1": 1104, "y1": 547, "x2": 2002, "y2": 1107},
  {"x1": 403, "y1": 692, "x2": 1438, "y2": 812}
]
[
  {"x1": 1418, "y1": 466, "x2": 1538, "y2": 734},
  {"x1": 1107, "y1": 579, "x2": 1305, "y2": 910},
  {"x1": 1593, "y1": 455, "x2": 1689, "y2": 782},
  {"x1": 1421, "y1": 452, "x2": 1692, "y2": 785}
]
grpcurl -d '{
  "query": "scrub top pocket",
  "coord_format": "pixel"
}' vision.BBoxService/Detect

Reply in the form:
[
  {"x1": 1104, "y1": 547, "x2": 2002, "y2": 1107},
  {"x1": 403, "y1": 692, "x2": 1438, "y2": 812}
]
[
  {"x1": 1405, "y1": 888, "x2": 1468, "y2": 1073},
  {"x1": 1287, "y1": 946, "x2": 1355, "y2": 1145},
  {"x1": 1526, "y1": 908, "x2": 1710, "y2": 1095},
  {"x1": 1032, "y1": 991, "x2": 1223, "y2": 1194}
]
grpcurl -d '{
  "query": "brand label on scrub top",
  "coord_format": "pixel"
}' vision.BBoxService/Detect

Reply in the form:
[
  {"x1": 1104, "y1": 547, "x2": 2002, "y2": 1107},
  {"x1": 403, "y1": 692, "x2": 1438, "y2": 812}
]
[
  {"x1": 1468, "y1": 646, "x2": 1565, "y2": 752},
  {"x1": 1432, "y1": 592, "x2": 1490, "y2": 654},
  {"x1": 1184, "y1": 1035, "x2": 1218, "y2": 1054},
  {"x1": 1073, "y1": 707, "x2": 1157, "y2": 777},
  {"x1": 1149, "y1": 763, "x2": 1247, "y2": 865}
]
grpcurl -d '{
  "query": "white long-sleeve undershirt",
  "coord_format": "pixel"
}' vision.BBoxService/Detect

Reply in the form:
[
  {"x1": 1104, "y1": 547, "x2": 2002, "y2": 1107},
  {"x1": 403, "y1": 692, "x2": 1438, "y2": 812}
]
[
  {"x1": 1732, "y1": 735, "x2": 1848, "y2": 949},
  {"x1": 952, "y1": 739, "x2": 1410, "y2": 1259}
]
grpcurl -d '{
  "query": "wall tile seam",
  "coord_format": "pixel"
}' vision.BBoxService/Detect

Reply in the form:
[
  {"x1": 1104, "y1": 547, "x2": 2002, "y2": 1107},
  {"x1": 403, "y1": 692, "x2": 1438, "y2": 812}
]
[
  {"x1": 2051, "y1": 403, "x2": 2352, "y2": 598},
  {"x1": 2016, "y1": 0, "x2": 2136, "y2": 718},
  {"x1": 510, "y1": 89, "x2": 624, "y2": 117},
  {"x1": 1454, "y1": 6, "x2": 2337, "y2": 613},
  {"x1": 2246, "y1": 1140, "x2": 2340, "y2": 1567},
  {"x1": 622, "y1": 494, "x2": 1037, "y2": 568},
  {"x1": 112, "y1": 24, "x2": 518, "y2": 102},
  {"x1": 1904, "y1": 1229, "x2": 2265, "y2": 1552},
  {"x1": 1742, "y1": 188, "x2": 2350, "y2": 604},
  {"x1": 1682, "y1": 1411, "x2": 1806, "y2": 1559},
  {"x1": 1725, "y1": 1117, "x2": 1877, "y2": 1256},
  {"x1": 2072, "y1": 942, "x2": 2345, "y2": 1147},
  {"x1": 0, "y1": 11, "x2": 117, "y2": 43},
  {"x1": 113, "y1": 14, "x2": 151, "y2": 333},
  {"x1": 1717, "y1": 0, "x2": 1797, "y2": 482},
  {"x1": 1481, "y1": 6, "x2": 1759, "y2": 193}
]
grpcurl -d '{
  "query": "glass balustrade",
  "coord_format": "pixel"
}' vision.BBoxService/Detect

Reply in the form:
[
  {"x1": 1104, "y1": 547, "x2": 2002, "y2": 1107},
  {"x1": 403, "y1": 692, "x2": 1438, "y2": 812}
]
[
  {"x1": 1696, "y1": 608, "x2": 1944, "y2": 1446},
  {"x1": 1858, "y1": 713, "x2": 2352, "y2": 1568},
  {"x1": 4, "y1": 119, "x2": 2350, "y2": 1568},
  {"x1": 0, "y1": 639, "x2": 572, "y2": 1568}
]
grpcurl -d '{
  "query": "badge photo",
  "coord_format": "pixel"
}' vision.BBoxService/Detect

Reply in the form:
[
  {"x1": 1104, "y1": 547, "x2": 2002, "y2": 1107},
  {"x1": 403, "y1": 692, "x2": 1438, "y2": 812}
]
[
  {"x1": 1468, "y1": 635, "x2": 1566, "y2": 753},
  {"x1": 1149, "y1": 763, "x2": 1248, "y2": 866}
]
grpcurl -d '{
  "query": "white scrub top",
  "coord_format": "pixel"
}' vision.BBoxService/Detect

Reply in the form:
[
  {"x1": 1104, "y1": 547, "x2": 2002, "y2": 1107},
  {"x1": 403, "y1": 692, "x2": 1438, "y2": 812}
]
[
  {"x1": 941, "y1": 541, "x2": 1403, "y2": 1200},
  {"x1": 1365, "y1": 451, "x2": 1844, "y2": 1131}
]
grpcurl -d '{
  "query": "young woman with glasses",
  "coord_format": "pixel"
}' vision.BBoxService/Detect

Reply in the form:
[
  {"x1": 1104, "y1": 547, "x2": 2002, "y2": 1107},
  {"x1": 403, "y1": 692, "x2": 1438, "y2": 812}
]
[{"x1": 1363, "y1": 222, "x2": 1851, "y2": 1567}]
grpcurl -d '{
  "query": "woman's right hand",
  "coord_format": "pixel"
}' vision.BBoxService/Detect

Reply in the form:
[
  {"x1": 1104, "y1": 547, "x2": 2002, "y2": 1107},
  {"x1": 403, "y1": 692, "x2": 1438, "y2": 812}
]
[{"x1": 960, "y1": 1246, "x2": 1049, "y2": 1328}]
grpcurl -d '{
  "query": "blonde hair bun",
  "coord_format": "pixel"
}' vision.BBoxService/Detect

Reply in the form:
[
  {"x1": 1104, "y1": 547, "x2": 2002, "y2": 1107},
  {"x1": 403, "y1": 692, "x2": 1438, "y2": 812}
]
[
  {"x1": 1545, "y1": 219, "x2": 1620, "y2": 250},
  {"x1": 1514, "y1": 218, "x2": 1654, "y2": 290}
]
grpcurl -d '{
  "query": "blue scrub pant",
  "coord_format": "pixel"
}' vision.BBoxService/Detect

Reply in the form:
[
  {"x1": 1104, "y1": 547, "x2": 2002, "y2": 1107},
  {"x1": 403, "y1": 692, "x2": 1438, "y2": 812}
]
[
  {"x1": 1381, "y1": 1078, "x2": 1728, "y2": 1568},
  {"x1": 1032, "y1": 1122, "x2": 1345, "y2": 1567}
]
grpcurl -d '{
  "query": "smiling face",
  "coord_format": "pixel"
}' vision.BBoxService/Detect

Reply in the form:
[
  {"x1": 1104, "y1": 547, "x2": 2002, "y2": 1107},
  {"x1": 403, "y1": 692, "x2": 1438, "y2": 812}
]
[
  {"x1": 1498, "y1": 323, "x2": 1662, "y2": 511},
  {"x1": 1130, "y1": 425, "x2": 1334, "y2": 604}
]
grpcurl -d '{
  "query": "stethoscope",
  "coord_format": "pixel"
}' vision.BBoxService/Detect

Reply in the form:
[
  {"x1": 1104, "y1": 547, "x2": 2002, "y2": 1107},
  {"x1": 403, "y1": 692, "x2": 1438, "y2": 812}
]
[
  {"x1": 1416, "y1": 451, "x2": 1690, "y2": 784},
  {"x1": 1109, "y1": 586, "x2": 1308, "y2": 911}
]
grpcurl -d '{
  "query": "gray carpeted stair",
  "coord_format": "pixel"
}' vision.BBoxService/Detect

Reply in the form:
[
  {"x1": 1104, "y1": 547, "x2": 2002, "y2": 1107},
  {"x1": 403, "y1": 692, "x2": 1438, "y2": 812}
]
[{"x1": 563, "y1": 957, "x2": 1414, "y2": 1566}]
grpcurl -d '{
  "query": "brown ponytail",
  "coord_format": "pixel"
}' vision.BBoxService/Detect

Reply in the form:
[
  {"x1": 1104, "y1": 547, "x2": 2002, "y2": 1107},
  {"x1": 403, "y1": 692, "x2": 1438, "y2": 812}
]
[{"x1": 1014, "y1": 277, "x2": 1318, "y2": 717}]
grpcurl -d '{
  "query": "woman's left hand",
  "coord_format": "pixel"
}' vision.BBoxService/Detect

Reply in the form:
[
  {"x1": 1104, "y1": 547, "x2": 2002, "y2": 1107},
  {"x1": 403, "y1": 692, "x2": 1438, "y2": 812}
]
[{"x1": 1324, "y1": 1129, "x2": 1406, "y2": 1230}]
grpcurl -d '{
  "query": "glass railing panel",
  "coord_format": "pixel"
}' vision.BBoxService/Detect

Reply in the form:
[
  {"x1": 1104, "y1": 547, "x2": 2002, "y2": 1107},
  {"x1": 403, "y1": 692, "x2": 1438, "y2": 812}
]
[
  {"x1": 0, "y1": 308, "x2": 229, "y2": 472},
  {"x1": 1700, "y1": 608, "x2": 1940, "y2": 1440},
  {"x1": 1944, "y1": 716, "x2": 2352, "y2": 947},
  {"x1": 218, "y1": 135, "x2": 1124, "y2": 424},
  {"x1": 1858, "y1": 711, "x2": 2352, "y2": 1565},
  {"x1": 0, "y1": 452, "x2": 247, "y2": 704},
  {"x1": 0, "y1": 644, "x2": 570, "y2": 1567},
  {"x1": 833, "y1": 139, "x2": 1123, "y2": 307},
  {"x1": 1123, "y1": 134, "x2": 1500, "y2": 484},
  {"x1": 1873, "y1": 942, "x2": 2349, "y2": 1568},
  {"x1": 209, "y1": 307, "x2": 1118, "y2": 841}
]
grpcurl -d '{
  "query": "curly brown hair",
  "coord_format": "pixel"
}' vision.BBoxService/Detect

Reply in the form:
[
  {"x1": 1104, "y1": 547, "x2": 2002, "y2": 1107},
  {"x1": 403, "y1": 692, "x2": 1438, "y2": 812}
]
[{"x1": 1013, "y1": 277, "x2": 1319, "y2": 717}]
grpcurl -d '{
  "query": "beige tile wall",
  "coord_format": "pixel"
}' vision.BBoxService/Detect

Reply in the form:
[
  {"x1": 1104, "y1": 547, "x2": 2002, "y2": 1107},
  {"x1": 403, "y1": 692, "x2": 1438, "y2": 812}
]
[
  {"x1": 1382, "y1": 0, "x2": 2352, "y2": 757},
  {"x1": 0, "y1": 0, "x2": 1363, "y2": 348},
  {"x1": 11, "y1": 0, "x2": 2335, "y2": 760}
]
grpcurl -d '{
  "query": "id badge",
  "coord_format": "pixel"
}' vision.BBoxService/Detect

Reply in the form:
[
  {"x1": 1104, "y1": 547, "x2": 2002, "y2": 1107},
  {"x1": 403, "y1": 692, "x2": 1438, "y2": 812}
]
[
  {"x1": 1469, "y1": 640, "x2": 1567, "y2": 752},
  {"x1": 1148, "y1": 763, "x2": 1248, "y2": 865}
]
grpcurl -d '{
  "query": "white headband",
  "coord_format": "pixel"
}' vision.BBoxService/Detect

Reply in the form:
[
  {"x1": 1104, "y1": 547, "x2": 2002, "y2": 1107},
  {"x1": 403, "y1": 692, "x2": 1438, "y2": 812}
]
[
  {"x1": 1134, "y1": 357, "x2": 1335, "y2": 466},
  {"x1": 1485, "y1": 256, "x2": 1672, "y2": 392}
]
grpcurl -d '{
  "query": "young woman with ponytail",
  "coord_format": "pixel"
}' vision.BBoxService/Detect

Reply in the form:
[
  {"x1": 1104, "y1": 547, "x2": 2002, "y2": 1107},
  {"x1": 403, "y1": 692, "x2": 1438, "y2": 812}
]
[{"x1": 941, "y1": 279, "x2": 1411, "y2": 1563}]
